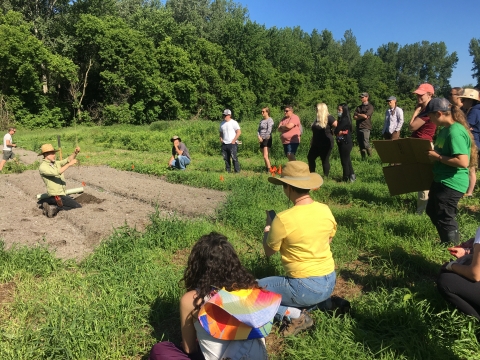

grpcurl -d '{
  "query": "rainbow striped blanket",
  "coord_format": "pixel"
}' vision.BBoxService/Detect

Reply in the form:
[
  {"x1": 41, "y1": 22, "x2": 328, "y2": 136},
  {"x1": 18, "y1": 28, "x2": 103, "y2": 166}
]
[{"x1": 198, "y1": 288, "x2": 281, "y2": 340}]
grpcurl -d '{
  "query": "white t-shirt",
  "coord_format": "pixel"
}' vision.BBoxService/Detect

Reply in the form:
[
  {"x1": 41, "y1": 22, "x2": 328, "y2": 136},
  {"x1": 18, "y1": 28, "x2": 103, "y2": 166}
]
[
  {"x1": 220, "y1": 120, "x2": 240, "y2": 144},
  {"x1": 3, "y1": 133, "x2": 12, "y2": 151},
  {"x1": 194, "y1": 321, "x2": 267, "y2": 360}
]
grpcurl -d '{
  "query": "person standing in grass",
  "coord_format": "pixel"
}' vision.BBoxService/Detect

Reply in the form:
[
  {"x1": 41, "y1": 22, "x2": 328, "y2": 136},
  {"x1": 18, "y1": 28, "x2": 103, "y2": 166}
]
[
  {"x1": 353, "y1": 92, "x2": 374, "y2": 159},
  {"x1": 437, "y1": 226, "x2": 480, "y2": 320},
  {"x1": 259, "y1": 161, "x2": 349, "y2": 337},
  {"x1": 458, "y1": 89, "x2": 480, "y2": 196},
  {"x1": 0, "y1": 127, "x2": 16, "y2": 172},
  {"x1": 168, "y1": 135, "x2": 191, "y2": 170},
  {"x1": 382, "y1": 96, "x2": 403, "y2": 140},
  {"x1": 425, "y1": 98, "x2": 476, "y2": 244},
  {"x1": 219, "y1": 109, "x2": 241, "y2": 173},
  {"x1": 307, "y1": 103, "x2": 337, "y2": 177},
  {"x1": 257, "y1": 107, "x2": 274, "y2": 172},
  {"x1": 278, "y1": 105, "x2": 301, "y2": 161},
  {"x1": 149, "y1": 232, "x2": 274, "y2": 360},
  {"x1": 38, "y1": 144, "x2": 82, "y2": 218},
  {"x1": 409, "y1": 83, "x2": 436, "y2": 215},
  {"x1": 335, "y1": 104, "x2": 355, "y2": 182}
]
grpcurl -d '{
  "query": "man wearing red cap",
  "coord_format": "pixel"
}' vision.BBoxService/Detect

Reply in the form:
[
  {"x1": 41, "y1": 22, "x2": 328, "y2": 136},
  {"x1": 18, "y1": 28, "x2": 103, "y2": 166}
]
[{"x1": 409, "y1": 83, "x2": 436, "y2": 214}]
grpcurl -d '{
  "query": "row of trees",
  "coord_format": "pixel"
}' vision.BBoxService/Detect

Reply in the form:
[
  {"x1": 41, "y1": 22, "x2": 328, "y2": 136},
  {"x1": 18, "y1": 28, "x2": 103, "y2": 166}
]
[{"x1": 0, "y1": 0, "x2": 478, "y2": 128}]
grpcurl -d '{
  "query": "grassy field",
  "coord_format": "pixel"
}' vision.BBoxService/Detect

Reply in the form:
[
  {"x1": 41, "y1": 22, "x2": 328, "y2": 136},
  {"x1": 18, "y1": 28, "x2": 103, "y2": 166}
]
[{"x1": 1, "y1": 112, "x2": 480, "y2": 359}]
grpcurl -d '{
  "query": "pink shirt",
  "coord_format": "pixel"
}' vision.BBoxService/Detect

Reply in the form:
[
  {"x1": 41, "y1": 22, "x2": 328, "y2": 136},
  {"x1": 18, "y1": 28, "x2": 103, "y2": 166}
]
[{"x1": 279, "y1": 114, "x2": 301, "y2": 144}]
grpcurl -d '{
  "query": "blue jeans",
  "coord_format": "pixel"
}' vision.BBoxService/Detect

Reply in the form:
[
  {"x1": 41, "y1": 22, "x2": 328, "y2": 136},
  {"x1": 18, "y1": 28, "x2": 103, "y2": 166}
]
[
  {"x1": 283, "y1": 142, "x2": 299, "y2": 156},
  {"x1": 171, "y1": 156, "x2": 190, "y2": 170},
  {"x1": 221, "y1": 143, "x2": 240, "y2": 172},
  {"x1": 258, "y1": 271, "x2": 336, "y2": 320}
]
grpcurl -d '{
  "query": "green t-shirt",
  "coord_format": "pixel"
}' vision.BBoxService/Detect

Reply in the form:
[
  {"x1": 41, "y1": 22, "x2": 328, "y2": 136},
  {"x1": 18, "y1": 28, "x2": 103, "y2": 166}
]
[{"x1": 433, "y1": 122, "x2": 470, "y2": 193}]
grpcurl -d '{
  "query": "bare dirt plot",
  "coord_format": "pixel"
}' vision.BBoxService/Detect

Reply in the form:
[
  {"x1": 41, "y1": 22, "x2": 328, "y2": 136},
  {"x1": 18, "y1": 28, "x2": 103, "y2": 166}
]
[{"x1": 1, "y1": 158, "x2": 226, "y2": 260}]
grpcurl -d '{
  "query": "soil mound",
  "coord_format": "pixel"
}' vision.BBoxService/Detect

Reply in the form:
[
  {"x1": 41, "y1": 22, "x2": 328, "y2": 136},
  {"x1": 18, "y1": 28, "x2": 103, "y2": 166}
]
[{"x1": 1, "y1": 154, "x2": 226, "y2": 260}]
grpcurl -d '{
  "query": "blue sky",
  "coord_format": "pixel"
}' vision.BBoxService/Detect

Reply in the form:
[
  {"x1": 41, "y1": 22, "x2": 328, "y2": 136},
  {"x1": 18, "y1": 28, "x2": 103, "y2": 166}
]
[{"x1": 237, "y1": 0, "x2": 479, "y2": 86}]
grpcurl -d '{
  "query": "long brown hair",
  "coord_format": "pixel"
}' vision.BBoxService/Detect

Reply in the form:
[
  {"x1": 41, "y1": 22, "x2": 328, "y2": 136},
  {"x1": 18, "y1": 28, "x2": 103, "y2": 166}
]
[
  {"x1": 450, "y1": 105, "x2": 478, "y2": 167},
  {"x1": 181, "y1": 232, "x2": 258, "y2": 310}
]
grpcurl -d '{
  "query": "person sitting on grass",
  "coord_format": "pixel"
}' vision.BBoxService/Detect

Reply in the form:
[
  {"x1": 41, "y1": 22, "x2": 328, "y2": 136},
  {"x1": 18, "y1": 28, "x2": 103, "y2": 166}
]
[
  {"x1": 38, "y1": 144, "x2": 82, "y2": 218},
  {"x1": 437, "y1": 226, "x2": 480, "y2": 321},
  {"x1": 168, "y1": 135, "x2": 191, "y2": 170},
  {"x1": 150, "y1": 232, "x2": 279, "y2": 360},
  {"x1": 258, "y1": 161, "x2": 350, "y2": 337}
]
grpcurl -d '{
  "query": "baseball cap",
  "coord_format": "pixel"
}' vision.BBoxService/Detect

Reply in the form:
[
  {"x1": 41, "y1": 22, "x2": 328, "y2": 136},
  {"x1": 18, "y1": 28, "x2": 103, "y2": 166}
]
[
  {"x1": 223, "y1": 109, "x2": 232, "y2": 116},
  {"x1": 387, "y1": 96, "x2": 397, "y2": 101},
  {"x1": 413, "y1": 83, "x2": 435, "y2": 95},
  {"x1": 170, "y1": 135, "x2": 181, "y2": 142},
  {"x1": 420, "y1": 98, "x2": 451, "y2": 116},
  {"x1": 359, "y1": 92, "x2": 369, "y2": 98},
  {"x1": 457, "y1": 88, "x2": 480, "y2": 100}
]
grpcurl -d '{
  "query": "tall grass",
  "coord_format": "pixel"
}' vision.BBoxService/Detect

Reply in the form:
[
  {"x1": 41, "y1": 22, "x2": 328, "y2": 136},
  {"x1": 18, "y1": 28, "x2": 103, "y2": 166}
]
[{"x1": 2, "y1": 119, "x2": 479, "y2": 359}]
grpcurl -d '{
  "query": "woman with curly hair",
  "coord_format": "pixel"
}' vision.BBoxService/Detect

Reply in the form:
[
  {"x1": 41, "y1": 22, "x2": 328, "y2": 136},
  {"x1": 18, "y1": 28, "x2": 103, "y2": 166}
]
[
  {"x1": 150, "y1": 232, "x2": 269, "y2": 360},
  {"x1": 425, "y1": 98, "x2": 478, "y2": 244},
  {"x1": 307, "y1": 103, "x2": 337, "y2": 176}
]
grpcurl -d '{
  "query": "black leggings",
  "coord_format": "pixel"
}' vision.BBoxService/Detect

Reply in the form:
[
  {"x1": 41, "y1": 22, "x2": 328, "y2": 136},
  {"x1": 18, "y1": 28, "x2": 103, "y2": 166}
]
[
  {"x1": 337, "y1": 137, "x2": 354, "y2": 180},
  {"x1": 307, "y1": 145, "x2": 332, "y2": 176},
  {"x1": 437, "y1": 271, "x2": 480, "y2": 320}
]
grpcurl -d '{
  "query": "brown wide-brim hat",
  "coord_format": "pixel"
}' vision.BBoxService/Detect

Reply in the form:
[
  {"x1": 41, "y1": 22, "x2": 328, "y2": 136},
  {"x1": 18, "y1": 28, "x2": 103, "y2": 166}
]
[
  {"x1": 268, "y1": 161, "x2": 323, "y2": 189},
  {"x1": 38, "y1": 143, "x2": 59, "y2": 155}
]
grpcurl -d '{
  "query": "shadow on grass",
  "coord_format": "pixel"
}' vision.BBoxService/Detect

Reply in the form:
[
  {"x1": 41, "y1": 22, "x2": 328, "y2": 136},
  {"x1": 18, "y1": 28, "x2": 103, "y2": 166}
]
[
  {"x1": 338, "y1": 246, "x2": 440, "y2": 294},
  {"x1": 337, "y1": 247, "x2": 462, "y2": 358},
  {"x1": 352, "y1": 296, "x2": 459, "y2": 359},
  {"x1": 144, "y1": 295, "x2": 182, "y2": 359}
]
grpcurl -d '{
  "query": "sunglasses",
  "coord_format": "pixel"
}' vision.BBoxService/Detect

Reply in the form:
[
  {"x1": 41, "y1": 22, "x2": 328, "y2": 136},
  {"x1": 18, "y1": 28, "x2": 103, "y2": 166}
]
[
  {"x1": 284, "y1": 109, "x2": 291, "y2": 113},
  {"x1": 261, "y1": 110, "x2": 266, "y2": 113}
]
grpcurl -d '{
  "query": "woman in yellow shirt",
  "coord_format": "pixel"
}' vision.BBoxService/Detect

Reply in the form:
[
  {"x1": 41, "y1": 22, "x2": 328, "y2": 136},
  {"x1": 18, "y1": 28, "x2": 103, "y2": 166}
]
[{"x1": 259, "y1": 161, "x2": 348, "y2": 336}]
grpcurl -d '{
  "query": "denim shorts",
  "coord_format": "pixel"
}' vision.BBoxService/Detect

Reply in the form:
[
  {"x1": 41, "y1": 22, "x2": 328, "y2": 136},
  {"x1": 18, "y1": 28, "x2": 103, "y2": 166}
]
[{"x1": 283, "y1": 142, "x2": 299, "y2": 155}]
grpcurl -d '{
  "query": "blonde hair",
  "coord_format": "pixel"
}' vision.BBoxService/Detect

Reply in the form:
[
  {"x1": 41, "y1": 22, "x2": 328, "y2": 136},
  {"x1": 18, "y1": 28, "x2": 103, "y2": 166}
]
[{"x1": 313, "y1": 103, "x2": 329, "y2": 128}]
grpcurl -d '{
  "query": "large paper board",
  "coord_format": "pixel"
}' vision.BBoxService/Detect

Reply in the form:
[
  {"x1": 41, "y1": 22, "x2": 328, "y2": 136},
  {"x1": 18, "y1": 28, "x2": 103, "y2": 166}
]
[{"x1": 373, "y1": 138, "x2": 433, "y2": 196}]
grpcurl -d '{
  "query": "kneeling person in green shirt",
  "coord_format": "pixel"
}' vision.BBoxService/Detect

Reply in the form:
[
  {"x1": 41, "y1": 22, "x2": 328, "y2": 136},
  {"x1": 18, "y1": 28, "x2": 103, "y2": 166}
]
[{"x1": 38, "y1": 144, "x2": 82, "y2": 218}]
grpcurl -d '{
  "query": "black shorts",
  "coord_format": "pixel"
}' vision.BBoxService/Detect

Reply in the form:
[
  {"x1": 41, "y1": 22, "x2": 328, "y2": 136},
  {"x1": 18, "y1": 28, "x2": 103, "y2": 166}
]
[{"x1": 260, "y1": 138, "x2": 272, "y2": 149}]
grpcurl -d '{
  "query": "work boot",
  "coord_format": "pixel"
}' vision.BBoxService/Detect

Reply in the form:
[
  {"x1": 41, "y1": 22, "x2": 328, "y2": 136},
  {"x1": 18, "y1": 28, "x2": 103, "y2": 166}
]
[
  {"x1": 349, "y1": 174, "x2": 356, "y2": 183},
  {"x1": 440, "y1": 230, "x2": 461, "y2": 245},
  {"x1": 361, "y1": 149, "x2": 367, "y2": 160},
  {"x1": 42, "y1": 202, "x2": 58, "y2": 218},
  {"x1": 281, "y1": 310, "x2": 314, "y2": 336},
  {"x1": 366, "y1": 148, "x2": 372, "y2": 157}
]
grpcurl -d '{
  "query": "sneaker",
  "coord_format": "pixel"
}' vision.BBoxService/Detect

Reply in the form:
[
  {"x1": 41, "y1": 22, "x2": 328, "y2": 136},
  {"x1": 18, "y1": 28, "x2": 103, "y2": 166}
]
[
  {"x1": 281, "y1": 310, "x2": 313, "y2": 336},
  {"x1": 329, "y1": 296, "x2": 351, "y2": 316}
]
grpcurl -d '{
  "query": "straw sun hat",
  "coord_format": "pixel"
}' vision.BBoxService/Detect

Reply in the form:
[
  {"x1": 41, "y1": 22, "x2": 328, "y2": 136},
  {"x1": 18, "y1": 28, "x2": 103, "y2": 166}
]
[
  {"x1": 38, "y1": 144, "x2": 59, "y2": 155},
  {"x1": 268, "y1": 161, "x2": 323, "y2": 189}
]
